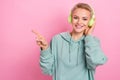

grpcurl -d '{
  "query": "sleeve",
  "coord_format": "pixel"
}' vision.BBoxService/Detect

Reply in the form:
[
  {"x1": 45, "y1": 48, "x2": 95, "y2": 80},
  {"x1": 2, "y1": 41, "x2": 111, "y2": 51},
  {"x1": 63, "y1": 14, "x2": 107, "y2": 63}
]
[
  {"x1": 84, "y1": 35, "x2": 107, "y2": 70},
  {"x1": 39, "y1": 37, "x2": 56, "y2": 75}
]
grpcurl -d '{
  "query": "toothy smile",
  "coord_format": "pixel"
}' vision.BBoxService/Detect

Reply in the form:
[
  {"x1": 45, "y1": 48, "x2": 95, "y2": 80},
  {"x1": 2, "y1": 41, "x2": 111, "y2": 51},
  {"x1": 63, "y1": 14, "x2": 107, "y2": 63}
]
[{"x1": 75, "y1": 25, "x2": 84, "y2": 29}]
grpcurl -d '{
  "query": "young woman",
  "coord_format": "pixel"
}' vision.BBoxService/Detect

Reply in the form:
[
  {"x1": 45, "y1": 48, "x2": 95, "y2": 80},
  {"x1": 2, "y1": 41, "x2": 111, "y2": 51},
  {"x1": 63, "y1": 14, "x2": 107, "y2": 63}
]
[{"x1": 32, "y1": 3, "x2": 107, "y2": 80}]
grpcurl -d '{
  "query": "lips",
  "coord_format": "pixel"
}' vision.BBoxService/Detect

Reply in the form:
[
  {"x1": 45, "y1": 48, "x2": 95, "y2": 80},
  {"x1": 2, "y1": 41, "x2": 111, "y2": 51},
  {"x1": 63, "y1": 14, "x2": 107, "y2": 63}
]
[{"x1": 75, "y1": 25, "x2": 84, "y2": 29}]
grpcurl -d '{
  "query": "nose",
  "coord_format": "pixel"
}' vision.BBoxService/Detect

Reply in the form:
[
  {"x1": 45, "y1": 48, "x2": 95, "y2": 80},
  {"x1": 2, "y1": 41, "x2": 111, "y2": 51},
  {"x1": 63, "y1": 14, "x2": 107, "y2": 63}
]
[{"x1": 77, "y1": 19, "x2": 82, "y2": 24}]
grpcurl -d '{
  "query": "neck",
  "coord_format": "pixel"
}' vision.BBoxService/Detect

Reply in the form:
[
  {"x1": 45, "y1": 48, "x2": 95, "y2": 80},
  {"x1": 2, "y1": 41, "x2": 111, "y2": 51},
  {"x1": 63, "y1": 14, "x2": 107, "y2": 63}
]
[{"x1": 70, "y1": 31, "x2": 84, "y2": 41}]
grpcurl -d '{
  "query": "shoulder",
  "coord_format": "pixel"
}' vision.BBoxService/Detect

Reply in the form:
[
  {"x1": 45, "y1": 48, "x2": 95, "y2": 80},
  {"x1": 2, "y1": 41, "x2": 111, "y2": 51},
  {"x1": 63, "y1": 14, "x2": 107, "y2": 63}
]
[
  {"x1": 52, "y1": 31, "x2": 68, "y2": 39},
  {"x1": 85, "y1": 35, "x2": 101, "y2": 43},
  {"x1": 50, "y1": 31, "x2": 70, "y2": 44}
]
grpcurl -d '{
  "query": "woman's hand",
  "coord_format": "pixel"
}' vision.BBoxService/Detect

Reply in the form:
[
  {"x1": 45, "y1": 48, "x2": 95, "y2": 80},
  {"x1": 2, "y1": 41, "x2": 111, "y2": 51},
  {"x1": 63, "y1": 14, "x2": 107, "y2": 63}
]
[
  {"x1": 32, "y1": 30, "x2": 48, "y2": 50},
  {"x1": 84, "y1": 19, "x2": 96, "y2": 35}
]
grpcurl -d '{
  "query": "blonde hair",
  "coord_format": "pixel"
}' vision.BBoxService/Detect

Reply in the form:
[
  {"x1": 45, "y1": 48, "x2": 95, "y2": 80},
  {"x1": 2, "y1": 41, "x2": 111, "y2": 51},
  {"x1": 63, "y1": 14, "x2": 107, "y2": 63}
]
[{"x1": 71, "y1": 3, "x2": 93, "y2": 17}]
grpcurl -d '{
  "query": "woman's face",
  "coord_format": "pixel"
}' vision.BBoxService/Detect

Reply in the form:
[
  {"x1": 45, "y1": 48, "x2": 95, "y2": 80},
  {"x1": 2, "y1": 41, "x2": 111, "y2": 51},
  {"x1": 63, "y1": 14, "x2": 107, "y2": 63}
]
[{"x1": 71, "y1": 8, "x2": 91, "y2": 33}]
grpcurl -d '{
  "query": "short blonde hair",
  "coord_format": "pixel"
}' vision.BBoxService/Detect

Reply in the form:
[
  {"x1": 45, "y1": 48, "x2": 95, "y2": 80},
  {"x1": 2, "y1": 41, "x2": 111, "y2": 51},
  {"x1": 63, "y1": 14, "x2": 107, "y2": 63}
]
[{"x1": 71, "y1": 3, "x2": 93, "y2": 17}]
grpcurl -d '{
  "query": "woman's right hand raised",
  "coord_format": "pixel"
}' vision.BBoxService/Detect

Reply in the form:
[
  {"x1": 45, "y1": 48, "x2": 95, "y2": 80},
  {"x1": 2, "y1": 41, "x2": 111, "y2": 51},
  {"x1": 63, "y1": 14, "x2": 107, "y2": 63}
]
[{"x1": 32, "y1": 30, "x2": 48, "y2": 50}]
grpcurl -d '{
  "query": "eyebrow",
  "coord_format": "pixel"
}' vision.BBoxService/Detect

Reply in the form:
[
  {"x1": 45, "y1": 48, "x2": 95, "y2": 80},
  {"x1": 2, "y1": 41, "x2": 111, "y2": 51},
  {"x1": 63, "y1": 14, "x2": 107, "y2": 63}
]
[
  {"x1": 73, "y1": 15, "x2": 88, "y2": 18},
  {"x1": 73, "y1": 15, "x2": 89, "y2": 20},
  {"x1": 82, "y1": 16, "x2": 88, "y2": 19},
  {"x1": 73, "y1": 15, "x2": 78, "y2": 17}
]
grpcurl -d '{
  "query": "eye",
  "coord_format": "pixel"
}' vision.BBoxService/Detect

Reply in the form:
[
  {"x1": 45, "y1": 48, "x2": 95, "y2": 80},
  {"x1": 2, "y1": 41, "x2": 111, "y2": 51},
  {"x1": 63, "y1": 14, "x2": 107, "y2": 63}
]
[
  {"x1": 82, "y1": 17, "x2": 88, "y2": 21},
  {"x1": 73, "y1": 16, "x2": 79, "y2": 19},
  {"x1": 83, "y1": 18, "x2": 87, "y2": 21}
]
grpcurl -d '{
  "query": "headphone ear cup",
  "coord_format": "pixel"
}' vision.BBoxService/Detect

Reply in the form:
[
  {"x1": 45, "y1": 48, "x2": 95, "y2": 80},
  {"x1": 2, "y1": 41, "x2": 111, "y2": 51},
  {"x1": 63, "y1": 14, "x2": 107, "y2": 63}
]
[
  {"x1": 88, "y1": 14, "x2": 95, "y2": 27},
  {"x1": 68, "y1": 14, "x2": 72, "y2": 23}
]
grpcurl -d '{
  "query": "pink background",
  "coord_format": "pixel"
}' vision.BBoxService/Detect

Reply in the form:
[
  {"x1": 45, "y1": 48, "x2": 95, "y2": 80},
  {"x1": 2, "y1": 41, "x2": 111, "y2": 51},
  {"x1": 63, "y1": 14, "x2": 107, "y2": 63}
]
[{"x1": 0, "y1": 0, "x2": 120, "y2": 80}]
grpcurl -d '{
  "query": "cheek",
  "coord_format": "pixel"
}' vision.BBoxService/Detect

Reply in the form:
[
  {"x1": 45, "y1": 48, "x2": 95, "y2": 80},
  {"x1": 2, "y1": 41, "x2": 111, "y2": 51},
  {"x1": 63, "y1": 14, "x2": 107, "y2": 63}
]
[
  {"x1": 84, "y1": 20, "x2": 90, "y2": 26},
  {"x1": 85, "y1": 22, "x2": 89, "y2": 25},
  {"x1": 72, "y1": 19, "x2": 78, "y2": 24}
]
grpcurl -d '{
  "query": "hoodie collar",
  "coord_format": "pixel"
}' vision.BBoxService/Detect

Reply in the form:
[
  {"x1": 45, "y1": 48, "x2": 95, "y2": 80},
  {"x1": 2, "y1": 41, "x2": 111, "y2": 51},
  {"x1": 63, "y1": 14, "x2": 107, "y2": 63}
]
[{"x1": 60, "y1": 31, "x2": 85, "y2": 43}]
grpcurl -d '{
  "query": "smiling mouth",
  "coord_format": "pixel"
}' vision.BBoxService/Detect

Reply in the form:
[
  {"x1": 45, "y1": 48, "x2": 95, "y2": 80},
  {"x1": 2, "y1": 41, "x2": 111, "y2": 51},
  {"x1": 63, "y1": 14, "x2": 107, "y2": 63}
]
[{"x1": 75, "y1": 25, "x2": 84, "y2": 29}]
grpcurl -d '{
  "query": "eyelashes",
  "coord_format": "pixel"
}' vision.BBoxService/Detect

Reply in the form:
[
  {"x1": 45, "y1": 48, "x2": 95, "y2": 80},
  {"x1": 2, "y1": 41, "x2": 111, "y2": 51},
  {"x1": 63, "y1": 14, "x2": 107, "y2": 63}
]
[
  {"x1": 83, "y1": 18, "x2": 88, "y2": 21},
  {"x1": 73, "y1": 16, "x2": 88, "y2": 21},
  {"x1": 73, "y1": 16, "x2": 78, "y2": 19}
]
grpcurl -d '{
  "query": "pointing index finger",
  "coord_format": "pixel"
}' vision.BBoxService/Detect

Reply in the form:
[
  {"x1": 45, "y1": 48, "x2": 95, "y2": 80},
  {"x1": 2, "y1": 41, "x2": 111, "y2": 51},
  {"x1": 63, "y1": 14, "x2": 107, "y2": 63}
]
[{"x1": 32, "y1": 29, "x2": 41, "y2": 37}]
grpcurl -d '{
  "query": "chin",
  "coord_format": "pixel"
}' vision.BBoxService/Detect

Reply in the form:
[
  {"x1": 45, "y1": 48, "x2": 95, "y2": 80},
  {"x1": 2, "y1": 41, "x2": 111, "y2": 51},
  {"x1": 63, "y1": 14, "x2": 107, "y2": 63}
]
[
  {"x1": 73, "y1": 28, "x2": 85, "y2": 33},
  {"x1": 73, "y1": 30, "x2": 84, "y2": 34}
]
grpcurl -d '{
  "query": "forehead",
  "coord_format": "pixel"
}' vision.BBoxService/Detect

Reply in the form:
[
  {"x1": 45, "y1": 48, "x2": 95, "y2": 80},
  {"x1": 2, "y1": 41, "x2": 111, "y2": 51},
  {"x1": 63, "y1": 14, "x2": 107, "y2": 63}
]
[{"x1": 72, "y1": 8, "x2": 91, "y2": 17}]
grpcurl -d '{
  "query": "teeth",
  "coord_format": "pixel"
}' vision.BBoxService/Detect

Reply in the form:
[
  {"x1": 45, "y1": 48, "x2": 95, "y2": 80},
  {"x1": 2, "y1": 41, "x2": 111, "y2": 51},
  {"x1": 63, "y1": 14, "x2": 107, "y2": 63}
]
[{"x1": 76, "y1": 25, "x2": 82, "y2": 29}]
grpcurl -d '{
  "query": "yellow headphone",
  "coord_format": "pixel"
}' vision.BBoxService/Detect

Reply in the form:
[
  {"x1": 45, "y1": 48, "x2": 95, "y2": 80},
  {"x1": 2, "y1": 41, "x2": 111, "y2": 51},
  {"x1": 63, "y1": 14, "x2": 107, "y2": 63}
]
[{"x1": 68, "y1": 8, "x2": 95, "y2": 28}]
